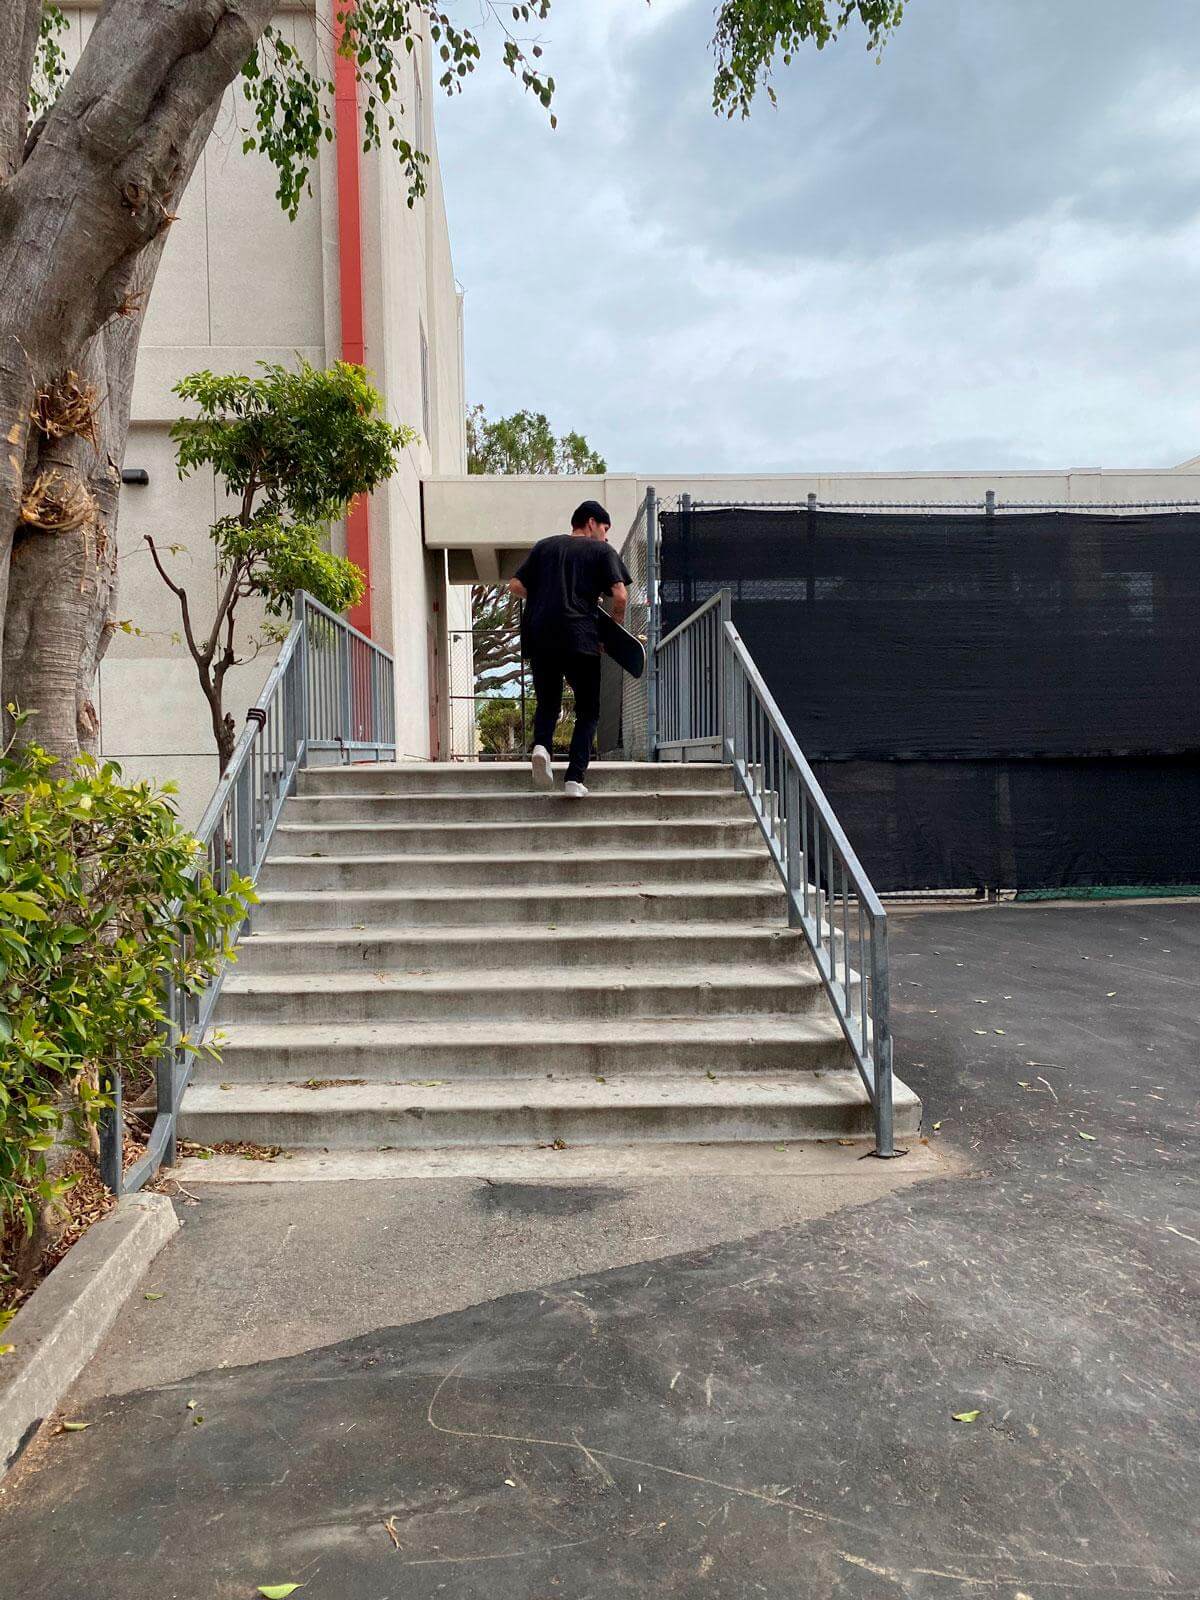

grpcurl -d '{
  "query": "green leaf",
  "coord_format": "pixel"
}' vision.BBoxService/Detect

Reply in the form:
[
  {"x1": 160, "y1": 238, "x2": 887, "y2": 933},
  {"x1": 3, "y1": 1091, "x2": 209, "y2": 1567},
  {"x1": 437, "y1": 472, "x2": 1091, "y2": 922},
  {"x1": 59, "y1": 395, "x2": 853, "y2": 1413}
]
[
  {"x1": 258, "y1": 1587, "x2": 304, "y2": 1598},
  {"x1": 0, "y1": 1343, "x2": 15, "y2": 1356},
  {"x1": 952, "y1": 1410, "x2": 981, "y2": 1424},
  {"x1": 144, "y1": 1292, "x2": 165, "y2": 1302},
  {"x1": 1077, "y1": 1131, "x2": 1097, "y2": 1141},
  {"x1": 61, "y1": 1420, "x2": 91, "y2": 1432}
]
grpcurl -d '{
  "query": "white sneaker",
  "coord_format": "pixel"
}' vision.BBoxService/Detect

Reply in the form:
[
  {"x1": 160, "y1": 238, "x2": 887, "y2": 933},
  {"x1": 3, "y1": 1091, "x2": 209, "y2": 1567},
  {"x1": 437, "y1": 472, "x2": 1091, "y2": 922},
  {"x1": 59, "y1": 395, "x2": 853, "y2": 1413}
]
[
  {"x1": 531, "y1": 745, "x2": 553, "y2": 789},
  {"x1": 564, "y1": 780, "x2": 589, "y2": 799}
]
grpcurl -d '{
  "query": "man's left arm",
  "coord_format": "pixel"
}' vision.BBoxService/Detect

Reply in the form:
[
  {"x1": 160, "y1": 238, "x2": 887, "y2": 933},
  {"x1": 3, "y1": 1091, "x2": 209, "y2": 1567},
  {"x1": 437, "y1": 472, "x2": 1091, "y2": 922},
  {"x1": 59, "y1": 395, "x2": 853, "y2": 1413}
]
[{"x1": 607, "y1": 548, "x2": 631, "y2": 623}]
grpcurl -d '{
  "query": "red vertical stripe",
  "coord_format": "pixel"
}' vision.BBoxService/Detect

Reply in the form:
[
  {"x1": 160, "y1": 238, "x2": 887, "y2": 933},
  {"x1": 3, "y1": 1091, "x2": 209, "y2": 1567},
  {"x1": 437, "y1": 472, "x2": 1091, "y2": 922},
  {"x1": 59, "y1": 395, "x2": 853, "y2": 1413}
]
[{"x1": 334, "y1": 2, "x2": 372, "y2": 635}]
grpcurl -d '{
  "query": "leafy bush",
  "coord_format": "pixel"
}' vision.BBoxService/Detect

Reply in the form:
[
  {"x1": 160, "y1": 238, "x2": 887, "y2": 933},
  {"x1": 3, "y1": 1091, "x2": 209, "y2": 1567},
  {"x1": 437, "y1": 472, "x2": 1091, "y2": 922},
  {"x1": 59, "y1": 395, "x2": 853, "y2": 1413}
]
[{"x1": 0, "y1": 729, "x2": 252, "y2": 1240}]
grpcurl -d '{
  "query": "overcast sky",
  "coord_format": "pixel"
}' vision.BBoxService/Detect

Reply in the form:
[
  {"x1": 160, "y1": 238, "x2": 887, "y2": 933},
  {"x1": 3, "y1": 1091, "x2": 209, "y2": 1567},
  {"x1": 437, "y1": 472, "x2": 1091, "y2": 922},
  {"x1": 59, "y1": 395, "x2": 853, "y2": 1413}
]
[{"x1": 436, "y1": 0, "x2": 1200, "y2": 475}]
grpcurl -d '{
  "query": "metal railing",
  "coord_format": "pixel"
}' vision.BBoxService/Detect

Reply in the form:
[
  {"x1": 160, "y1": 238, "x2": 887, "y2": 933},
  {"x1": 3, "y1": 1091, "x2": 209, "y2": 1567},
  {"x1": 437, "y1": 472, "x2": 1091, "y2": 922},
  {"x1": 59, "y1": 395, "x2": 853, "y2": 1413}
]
[
  {"x1": 99, "y1": 591, "x2": 396, "y2": 1195},
  {"x1": 653, "y1": 579, "x2": 897, "y2": 1157}
]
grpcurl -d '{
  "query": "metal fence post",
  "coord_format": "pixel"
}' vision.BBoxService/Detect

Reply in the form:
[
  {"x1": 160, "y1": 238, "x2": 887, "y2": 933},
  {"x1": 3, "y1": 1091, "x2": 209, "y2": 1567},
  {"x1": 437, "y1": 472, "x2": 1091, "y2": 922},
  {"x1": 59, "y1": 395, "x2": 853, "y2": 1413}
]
[
  {"x1": 871, "y1": 929, "x2": 896, "y2": 1157},
  {"x1": 644, "y1": 486, "x2": 659, "y2": 758},
  {"x1": 157, "y1": 977, "x2": 178, "y2": 1167},
  {"x1": 295, "y1": 592, "x2": 311, "y2": 766},
  {"x1": 784, "y1": 764, "x2": 803, "y2": 927},
  {"x1": 98, "y1": 1070, "x2": 123, "y2": 1196},
  {"x1": 234, "y1": 759, "x2": 253, "y2": 877},
  {"x1": 338, "y1": 623, "x2": 352, "y2": 761}
]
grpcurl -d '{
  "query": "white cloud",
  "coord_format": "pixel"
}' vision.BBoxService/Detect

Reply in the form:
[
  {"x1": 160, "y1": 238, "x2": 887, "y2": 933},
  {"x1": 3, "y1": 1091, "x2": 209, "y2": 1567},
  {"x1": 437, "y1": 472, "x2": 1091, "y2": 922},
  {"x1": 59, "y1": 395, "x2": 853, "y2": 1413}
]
[{"x1": 437, "y1": 0, "x2": 1200, "y2": 473}]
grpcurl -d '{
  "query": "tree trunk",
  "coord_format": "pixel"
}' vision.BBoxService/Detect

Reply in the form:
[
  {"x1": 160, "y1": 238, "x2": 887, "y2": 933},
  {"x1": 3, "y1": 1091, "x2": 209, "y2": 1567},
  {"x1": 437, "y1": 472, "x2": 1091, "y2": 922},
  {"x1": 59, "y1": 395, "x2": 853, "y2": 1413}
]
[{"x1": 0, "y1": 0, "x2": 275, "y2": 760}]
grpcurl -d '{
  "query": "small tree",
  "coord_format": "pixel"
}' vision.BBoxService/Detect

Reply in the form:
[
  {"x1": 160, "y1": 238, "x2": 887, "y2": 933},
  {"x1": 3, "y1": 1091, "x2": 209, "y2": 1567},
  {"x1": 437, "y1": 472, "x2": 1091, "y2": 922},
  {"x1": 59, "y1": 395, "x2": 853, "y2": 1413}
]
[
  {"x1": 466, "y1": 406, "x2": 607, "y2": 479},
  {"x1": 147, "y1": 360, "x2": 414, "y2": 772}
]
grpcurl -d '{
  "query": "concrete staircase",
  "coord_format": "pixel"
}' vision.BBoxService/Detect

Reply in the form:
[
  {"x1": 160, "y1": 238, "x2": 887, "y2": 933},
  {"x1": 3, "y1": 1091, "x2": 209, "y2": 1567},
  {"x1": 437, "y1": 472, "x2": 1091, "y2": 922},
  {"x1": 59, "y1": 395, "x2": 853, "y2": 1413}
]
[{"x1": 179, "y1": 762, "x2": 921, "y2": 1152}]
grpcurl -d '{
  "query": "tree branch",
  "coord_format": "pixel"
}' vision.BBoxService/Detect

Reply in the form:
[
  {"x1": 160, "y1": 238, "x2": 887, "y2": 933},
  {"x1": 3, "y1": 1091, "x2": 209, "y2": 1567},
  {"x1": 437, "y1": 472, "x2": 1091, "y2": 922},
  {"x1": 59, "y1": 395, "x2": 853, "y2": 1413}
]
[
  {"x1": 145, "y1": 535, "x2": 201, "y2": 662},
  {"x1": 204, "y1": 560, "x2": 244, "y2": 665},
  {"x1": 0, "y1": 0, "x2": 41, "y2": 181}
]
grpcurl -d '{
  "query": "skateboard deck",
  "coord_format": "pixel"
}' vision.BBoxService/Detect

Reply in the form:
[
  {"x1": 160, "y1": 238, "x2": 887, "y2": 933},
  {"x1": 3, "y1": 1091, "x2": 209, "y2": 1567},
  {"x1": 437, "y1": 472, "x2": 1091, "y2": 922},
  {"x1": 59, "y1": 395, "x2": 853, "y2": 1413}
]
[{"x1": 597, "y1": 610, "x2": 646, "y2": 679}]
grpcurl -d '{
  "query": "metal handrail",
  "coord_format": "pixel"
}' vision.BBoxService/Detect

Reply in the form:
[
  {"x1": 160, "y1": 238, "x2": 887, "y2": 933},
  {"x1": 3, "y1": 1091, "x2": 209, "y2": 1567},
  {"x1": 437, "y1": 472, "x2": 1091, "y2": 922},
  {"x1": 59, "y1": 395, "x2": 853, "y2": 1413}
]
[
  {"x1": 99, "y1": 590, "x2": 397, "y2": 1194},
  {"x1": 653, "y1": 583, "x2": 897, "y2": 1156}
]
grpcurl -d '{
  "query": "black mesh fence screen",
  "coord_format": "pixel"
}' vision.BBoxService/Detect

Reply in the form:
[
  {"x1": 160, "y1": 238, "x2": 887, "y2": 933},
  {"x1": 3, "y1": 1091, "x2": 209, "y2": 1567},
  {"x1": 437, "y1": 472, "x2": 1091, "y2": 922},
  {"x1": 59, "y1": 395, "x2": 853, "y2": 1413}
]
[{"x1": 661, "y1": 506, "x2": 1200, "y2": 891}]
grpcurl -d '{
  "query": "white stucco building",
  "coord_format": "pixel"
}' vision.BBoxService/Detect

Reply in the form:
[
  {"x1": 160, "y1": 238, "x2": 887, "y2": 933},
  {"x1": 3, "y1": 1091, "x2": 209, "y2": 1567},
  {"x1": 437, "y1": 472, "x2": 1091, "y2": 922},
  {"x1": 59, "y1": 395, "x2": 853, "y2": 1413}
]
[{"x1": 74, "y1": 2, "x2": 468, "y2": 820}]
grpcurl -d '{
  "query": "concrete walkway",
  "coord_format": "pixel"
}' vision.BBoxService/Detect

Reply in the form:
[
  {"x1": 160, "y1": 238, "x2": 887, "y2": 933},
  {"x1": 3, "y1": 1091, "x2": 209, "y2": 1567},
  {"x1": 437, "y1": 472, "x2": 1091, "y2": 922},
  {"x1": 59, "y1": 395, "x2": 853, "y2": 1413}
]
[{"x1": 1, "y1": 903, "x2": 1197, "y2": 1599}]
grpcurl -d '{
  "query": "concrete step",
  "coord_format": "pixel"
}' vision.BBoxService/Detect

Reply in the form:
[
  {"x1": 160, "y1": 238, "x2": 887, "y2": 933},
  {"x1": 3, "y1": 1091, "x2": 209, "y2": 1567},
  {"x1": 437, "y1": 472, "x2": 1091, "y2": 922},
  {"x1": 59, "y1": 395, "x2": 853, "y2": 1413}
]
[
  {"x1": 271, "y1": 817, "x2": 761, "y2": 856},
  {"x1": 297, "y1": 761, "x2": 731, "y2": 795},
  {"x1": 179, "y1": 1070, "x2": 920, "y2": 1148},
  {"x1": 257, "y1": 848, "x2": 775, "y2": 892},
  {"x1": 175, "y1": 1139, "x2": 944, "y2": 1184},
  {"x1": 214, "y1": 964, "x2": 827, "y2": 1025},
  {"x1": 199, "y1": 1014, "x2": 851, "y2": 1082},
  {"x1": 249, "y1": 883, "x2": 787, "y2": 932},
  {"x1": 282, "y1": 790, "x2": 747, "y2": 824},
  {"x1": 231, "y1": 921, "x2": 808, "y2": 975}
]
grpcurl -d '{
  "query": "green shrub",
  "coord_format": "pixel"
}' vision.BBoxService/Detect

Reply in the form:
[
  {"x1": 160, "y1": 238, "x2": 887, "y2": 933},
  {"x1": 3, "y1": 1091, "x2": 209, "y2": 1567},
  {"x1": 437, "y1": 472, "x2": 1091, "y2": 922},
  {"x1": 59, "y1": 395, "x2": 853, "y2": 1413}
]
[{"x1": 0, "y1": 729, "x2": 252, "y2": 1239}]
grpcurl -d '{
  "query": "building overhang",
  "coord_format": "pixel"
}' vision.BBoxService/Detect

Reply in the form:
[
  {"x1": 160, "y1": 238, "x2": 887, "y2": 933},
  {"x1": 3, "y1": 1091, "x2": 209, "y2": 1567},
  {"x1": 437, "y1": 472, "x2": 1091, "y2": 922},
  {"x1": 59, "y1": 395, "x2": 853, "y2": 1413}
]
[{"x1": 422, "y1": 467, "x2": 1200, "y2": 583}]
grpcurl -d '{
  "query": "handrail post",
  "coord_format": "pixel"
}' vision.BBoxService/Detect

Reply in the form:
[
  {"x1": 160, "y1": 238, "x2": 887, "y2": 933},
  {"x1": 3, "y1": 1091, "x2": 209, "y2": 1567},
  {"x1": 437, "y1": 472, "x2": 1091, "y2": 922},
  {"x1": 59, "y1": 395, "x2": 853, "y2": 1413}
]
[
  {"x1": 157, "y1": 977, "x2": 178, "y2": 1168},
  {"x1": 718, "y1": 589, "x2": 732, "y2": 760},
  {"x1": 295, "y1": 591, "x2": 310, "y2": 767},
  {"x1": 644, "y1": 486, "x2": 659, "y2": 758},
  {"x1": 338, "y1": 622, "x2": 352, "y2": 762},
  {"x1": 784, "y1": 764, "x2": 803, "y2": 927},
  {"x1": 871, "y1": 924, "x2": 895, "y2": 1157},
  {"x1": 233, "y1": 759, "x2": 253, "y2": 879},
  {"x1": 98, "y1": 1070, "x2": 123, "y2": 1197}
]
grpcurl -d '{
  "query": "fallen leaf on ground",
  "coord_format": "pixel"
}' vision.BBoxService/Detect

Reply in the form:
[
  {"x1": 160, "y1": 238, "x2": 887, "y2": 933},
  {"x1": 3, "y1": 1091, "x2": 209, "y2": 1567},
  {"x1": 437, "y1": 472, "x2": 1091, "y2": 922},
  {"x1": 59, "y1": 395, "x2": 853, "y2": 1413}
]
[
  {"x1": 60, "y1": 1421, "x2": 90, "y2": 1432},
  {"x1": 952, "y1": 1409, "x2": 981, "y2": 1423},
  {"x1": 0, "y1": 1344, "x2": 15, "y2": 1356},
  {"x1": 1106, "y1": 991, "x2": 1117, "y2": 998},
  {"x1": 384, "y1": 1516, "x2": 402, "y2": 1550},
  {"x1": 973, "y1": 1029, "x2": 988, "y2": 1035},
  {"x1": 994, "y1": 1029, "x2": 1005, "y2": 1035},
  {"x1": 186, "y1": 1399, "x2": 197, "y2": 1410},
  {"x1": 144, "y1": 1292, "x2": 164, "y2": 1301},
  {"x1": 258, "y1": 1587, "x2": 303, "y2": 1598},
  {"x1": 933, "y1": 1121, "x2": 942, "y2": 1131},
  {"x1": 1078, "y1": 1131, "x2": 1097, "y2": 1142}
]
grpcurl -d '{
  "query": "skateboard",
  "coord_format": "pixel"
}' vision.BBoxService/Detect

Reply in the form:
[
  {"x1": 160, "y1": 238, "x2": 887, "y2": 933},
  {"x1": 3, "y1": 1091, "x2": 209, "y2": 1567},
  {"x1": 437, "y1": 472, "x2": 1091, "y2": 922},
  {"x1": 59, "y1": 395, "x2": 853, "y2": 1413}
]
[{"x1": 597, "y1": 610, "x2": 646, "y2": 679}]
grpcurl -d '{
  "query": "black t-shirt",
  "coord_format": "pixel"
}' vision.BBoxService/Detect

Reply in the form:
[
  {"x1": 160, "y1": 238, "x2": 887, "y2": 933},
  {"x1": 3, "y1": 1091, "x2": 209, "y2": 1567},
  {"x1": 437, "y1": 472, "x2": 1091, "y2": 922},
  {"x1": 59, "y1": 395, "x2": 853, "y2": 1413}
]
[{"x1": 515, "y1": 534, "x2": 632, "y2": 657}]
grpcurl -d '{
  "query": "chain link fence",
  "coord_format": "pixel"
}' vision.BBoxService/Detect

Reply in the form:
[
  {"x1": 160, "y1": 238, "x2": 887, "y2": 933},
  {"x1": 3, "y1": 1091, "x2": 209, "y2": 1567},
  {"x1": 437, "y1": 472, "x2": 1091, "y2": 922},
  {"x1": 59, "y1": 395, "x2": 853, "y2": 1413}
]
[
  {"x1": 599, "y1": 491, "x2": 654, "y2": 758},
  {"x1": 447, "y1": 610, "x2": 575, "y2": 762}
]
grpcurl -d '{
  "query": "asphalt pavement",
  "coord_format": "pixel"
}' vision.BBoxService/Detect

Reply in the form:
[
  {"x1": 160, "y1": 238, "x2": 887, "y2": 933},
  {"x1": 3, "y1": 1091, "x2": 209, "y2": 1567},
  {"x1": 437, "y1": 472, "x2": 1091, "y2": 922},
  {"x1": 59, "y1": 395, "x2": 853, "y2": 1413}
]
[{"x1": 1, "y1": 902, "x2": 1196, "y2": 1599}]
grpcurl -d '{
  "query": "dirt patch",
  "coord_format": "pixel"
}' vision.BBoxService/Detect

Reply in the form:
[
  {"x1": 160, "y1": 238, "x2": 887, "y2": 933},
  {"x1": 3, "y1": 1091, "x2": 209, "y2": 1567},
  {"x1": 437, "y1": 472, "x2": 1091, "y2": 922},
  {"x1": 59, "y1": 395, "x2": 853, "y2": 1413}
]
[{"x1": 1, "y1": 1156, "x2": 115, "y2": 1331}]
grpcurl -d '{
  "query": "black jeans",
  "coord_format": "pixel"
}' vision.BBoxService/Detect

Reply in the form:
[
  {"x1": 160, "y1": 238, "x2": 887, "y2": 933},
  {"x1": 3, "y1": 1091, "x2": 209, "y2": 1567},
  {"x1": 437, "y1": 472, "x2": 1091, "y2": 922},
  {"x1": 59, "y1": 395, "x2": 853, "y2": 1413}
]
[{"x1": 530, "y1": 649, "x2": 602, "y2": 784}]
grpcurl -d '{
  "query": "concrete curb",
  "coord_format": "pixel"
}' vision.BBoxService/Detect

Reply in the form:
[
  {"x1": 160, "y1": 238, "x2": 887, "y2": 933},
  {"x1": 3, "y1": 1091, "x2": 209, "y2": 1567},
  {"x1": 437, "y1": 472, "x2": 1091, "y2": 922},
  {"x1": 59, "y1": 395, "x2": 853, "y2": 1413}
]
[{"x1": 0, "y1": 1192, "x2": 179, "y2": 1474}]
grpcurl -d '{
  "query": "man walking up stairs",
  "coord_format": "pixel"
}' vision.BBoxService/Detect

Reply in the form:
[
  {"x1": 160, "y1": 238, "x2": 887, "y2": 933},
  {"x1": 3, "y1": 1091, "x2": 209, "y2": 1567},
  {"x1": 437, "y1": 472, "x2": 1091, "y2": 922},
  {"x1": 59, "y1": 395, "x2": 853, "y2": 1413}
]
[{"x1": 509, "y1": 498, "x2": 631, "y2": 798}]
